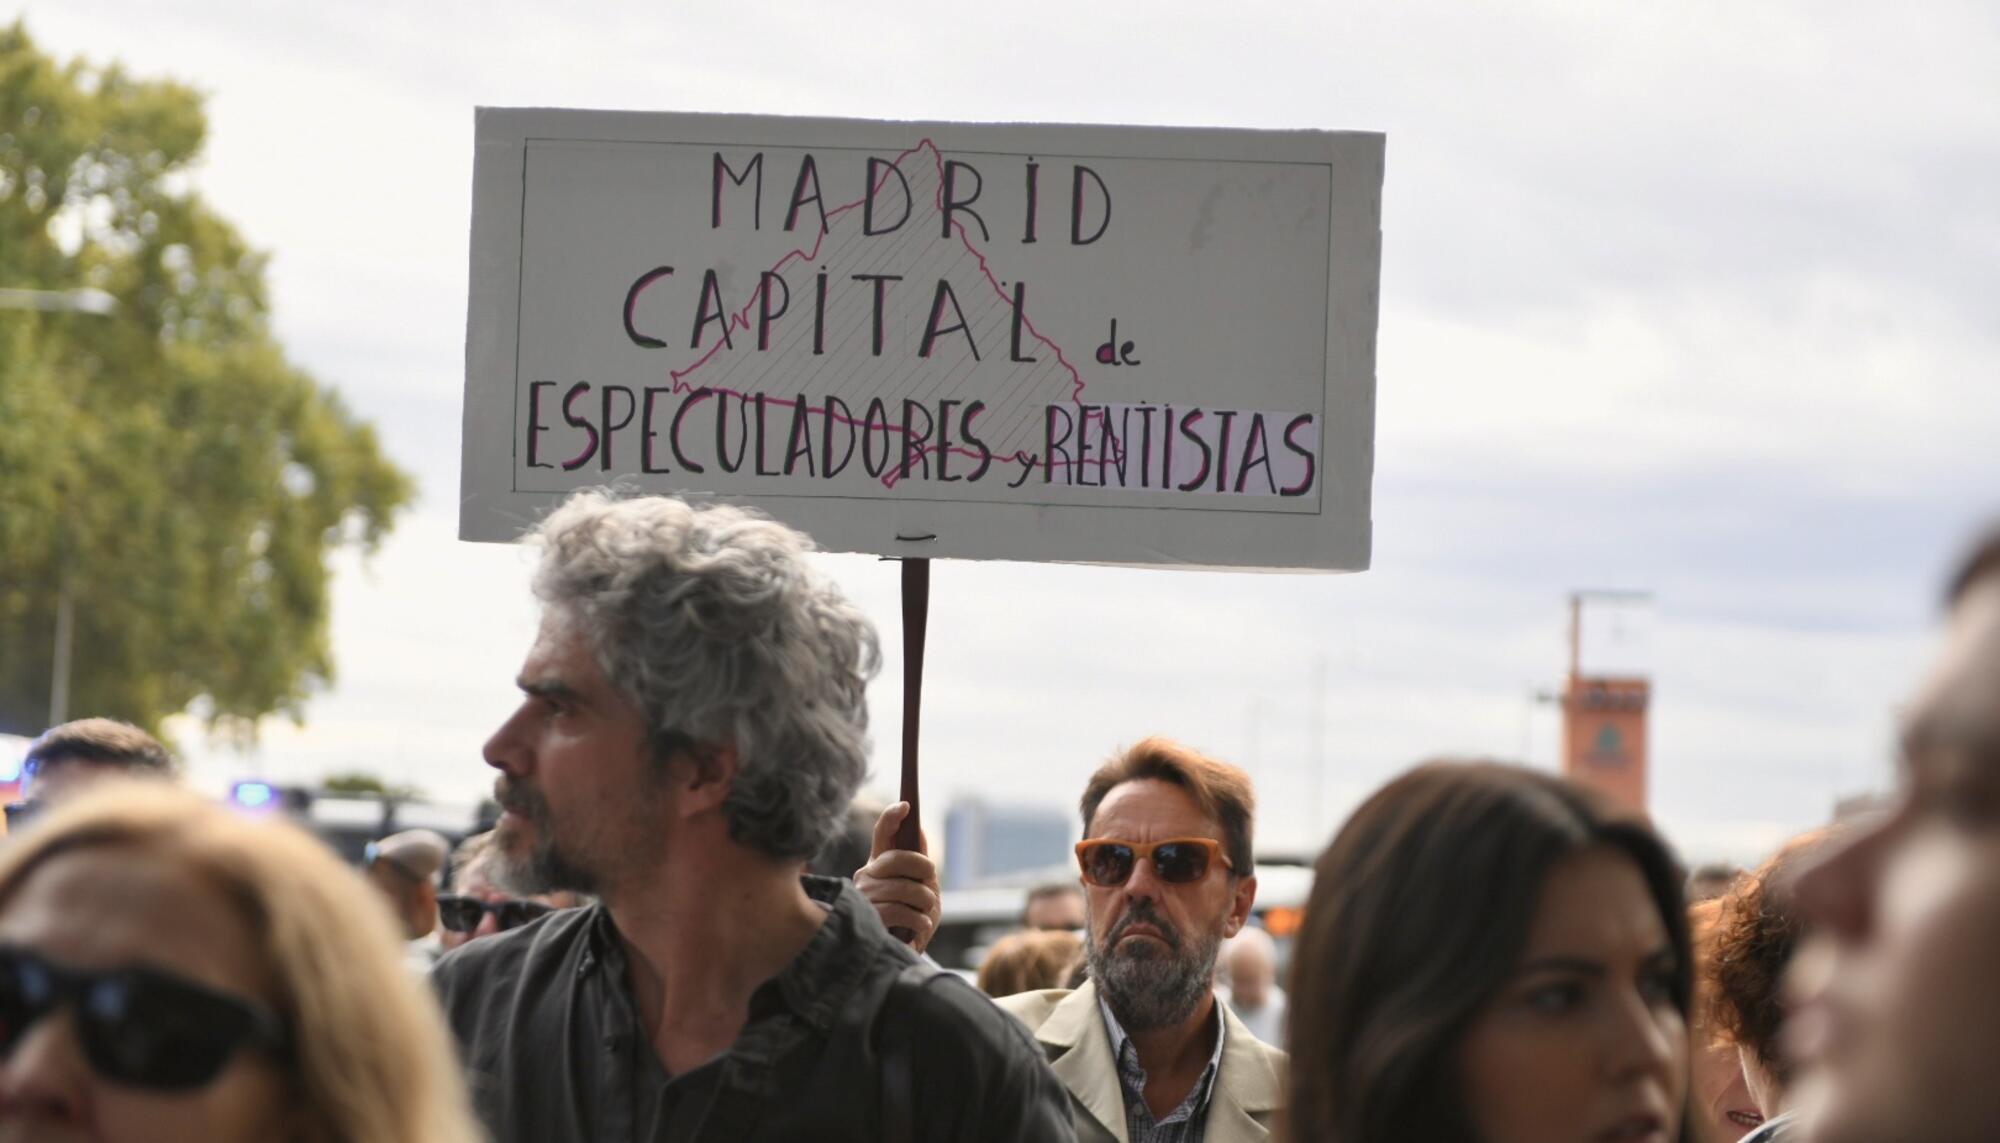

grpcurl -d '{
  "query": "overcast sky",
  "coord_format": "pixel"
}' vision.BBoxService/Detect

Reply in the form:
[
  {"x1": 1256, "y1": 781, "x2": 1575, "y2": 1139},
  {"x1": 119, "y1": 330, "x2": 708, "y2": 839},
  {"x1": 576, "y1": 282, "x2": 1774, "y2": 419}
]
[{"x1": 18, "y1": 0, "x2": 2000, "y2": 863}]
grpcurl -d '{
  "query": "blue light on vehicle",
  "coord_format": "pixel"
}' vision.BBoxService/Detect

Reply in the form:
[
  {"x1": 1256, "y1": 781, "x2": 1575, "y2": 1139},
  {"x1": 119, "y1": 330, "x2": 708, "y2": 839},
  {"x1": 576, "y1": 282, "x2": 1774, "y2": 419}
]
[{"x1": 231, "y1": 781, "x2": 276, "y2": 809}]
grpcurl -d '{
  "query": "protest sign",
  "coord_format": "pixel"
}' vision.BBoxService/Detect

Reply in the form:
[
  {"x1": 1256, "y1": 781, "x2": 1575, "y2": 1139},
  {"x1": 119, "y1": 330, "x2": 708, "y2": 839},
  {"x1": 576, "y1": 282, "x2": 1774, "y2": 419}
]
[{"x1": 462, "y1": 109, "x2": 1382, "y2": 570}]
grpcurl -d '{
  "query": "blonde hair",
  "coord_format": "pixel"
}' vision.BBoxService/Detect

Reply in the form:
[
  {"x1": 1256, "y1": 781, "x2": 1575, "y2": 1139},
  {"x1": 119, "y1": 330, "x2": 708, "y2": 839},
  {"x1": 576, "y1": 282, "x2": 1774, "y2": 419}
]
[
  {"x1": 0, "y1": 783, "x2": 482, "y2": 1143},
  {"x1": 976, "y1": 928, "x2": 1084, "y2": 999}
]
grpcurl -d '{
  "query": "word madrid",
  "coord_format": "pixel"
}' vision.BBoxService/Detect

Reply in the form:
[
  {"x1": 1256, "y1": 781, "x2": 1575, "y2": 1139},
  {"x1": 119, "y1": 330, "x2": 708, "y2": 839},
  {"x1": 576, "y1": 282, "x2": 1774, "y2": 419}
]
[
  {"x1": 524, "y1": 384, "x2": 1320, "y2": 498},
  {"x1": 621, "y1": 149, "x2": 1112, "y2": 359}
]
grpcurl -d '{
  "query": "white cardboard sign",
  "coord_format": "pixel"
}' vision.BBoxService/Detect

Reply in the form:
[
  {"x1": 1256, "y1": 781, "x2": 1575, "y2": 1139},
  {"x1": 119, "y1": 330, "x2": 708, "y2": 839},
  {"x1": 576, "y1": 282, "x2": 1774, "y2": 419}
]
[{"x1": 461, "y1": 109, "x2": 1382, "y2": 570}]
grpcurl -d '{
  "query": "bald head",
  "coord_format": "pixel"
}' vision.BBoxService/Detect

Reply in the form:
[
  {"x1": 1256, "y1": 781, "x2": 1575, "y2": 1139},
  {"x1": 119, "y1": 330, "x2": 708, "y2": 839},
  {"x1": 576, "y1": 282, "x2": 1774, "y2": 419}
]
[
  {"x1": 1226, "y1": 927, "x2": 1277, "y2": 1007},
  {"x1": 366, "y1": 829, "x2": 449, "y2": 940}
]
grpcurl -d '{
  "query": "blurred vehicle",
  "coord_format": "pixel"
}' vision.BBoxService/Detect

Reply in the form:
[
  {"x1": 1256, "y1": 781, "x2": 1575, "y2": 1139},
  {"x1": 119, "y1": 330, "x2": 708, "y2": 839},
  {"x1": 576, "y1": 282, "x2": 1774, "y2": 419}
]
[{"x1": 226, "y1": 781, "x2": 489, "y2": 871}]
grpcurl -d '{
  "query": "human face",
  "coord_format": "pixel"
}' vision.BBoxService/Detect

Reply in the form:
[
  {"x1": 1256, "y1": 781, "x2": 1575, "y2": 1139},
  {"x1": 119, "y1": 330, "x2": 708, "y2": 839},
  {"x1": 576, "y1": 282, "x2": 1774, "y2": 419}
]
[
  {"x1": 1226, "y1": 940, "x2": 1272, "y2": 1009},
  {"x1": 483, "y1": 611, "x2": 666, "y2": 899},
  {"x1": 0, "y1": 846, "x2": 296, "y2": 1143},
  {"x1": 1023, "y1": 890, "x2": 1086, "y2": 932},
  {"x1": 1689, "y1": 1030, "x2": 1762, "y2": 1140},
  {"x1": 1081, "y1": 779, "x2": 1254, "y2": 1031},
  {"x1": 1787, "y1": 577, "x2": 2000, "y2": 1143},
  {"x1": 1458, "y1": 847, "x2": 1687, "y2": 1143}
]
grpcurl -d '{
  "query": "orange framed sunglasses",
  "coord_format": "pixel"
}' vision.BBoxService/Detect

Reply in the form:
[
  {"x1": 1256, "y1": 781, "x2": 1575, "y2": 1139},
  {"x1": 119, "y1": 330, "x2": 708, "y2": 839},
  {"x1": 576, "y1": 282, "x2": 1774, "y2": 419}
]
[{"x1": 1074, "y1": 838, "x2": 1233, "y2": 887}]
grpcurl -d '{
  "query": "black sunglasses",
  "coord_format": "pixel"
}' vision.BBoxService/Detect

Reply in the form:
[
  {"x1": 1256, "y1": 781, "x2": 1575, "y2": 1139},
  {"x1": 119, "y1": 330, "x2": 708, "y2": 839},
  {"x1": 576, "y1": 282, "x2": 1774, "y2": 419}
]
[
  {"x1": 0, "y1": 945, "x2": 288, "y2": 1091},
  {"x1": 437, "y1": 894, "x2": 554, "y2": 934}
]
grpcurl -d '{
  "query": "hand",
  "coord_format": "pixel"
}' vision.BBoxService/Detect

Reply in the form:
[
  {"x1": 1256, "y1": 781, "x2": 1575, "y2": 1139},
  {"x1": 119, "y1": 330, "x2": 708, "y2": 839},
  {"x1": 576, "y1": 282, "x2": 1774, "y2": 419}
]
[{"x1": 855, "y1": 801, "x2": 942, "y2": 953}]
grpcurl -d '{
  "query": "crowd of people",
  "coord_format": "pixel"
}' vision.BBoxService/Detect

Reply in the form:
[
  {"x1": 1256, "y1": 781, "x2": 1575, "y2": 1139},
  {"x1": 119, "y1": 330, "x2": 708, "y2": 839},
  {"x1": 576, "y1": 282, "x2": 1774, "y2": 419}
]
[{"x1": 1, "y1": 487, "x2": 1996, "y2": 1143}]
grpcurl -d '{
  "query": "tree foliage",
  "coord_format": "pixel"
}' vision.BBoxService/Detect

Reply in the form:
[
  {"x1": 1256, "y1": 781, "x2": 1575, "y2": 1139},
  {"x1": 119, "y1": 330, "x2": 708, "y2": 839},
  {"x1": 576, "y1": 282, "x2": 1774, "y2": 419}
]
[
  {"x1": 320, "y1": 771, "x2": 423, "y2": 802},
  {"x1": 0, "y1": 22, "x2": 412, "y2": 739}
]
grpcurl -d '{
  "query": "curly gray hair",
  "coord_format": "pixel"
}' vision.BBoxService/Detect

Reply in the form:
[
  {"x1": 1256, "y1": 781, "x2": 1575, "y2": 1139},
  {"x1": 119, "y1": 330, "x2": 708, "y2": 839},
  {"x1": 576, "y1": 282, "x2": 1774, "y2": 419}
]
[{"x1": 530, "y1": 490, "x2": 881, "y2": 859}]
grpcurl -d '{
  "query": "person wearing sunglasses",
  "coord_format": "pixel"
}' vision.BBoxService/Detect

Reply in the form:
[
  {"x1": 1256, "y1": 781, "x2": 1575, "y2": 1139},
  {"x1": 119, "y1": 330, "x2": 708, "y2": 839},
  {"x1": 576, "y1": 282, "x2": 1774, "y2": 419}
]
[
  {"x1": 864, "y1": 736, "x2": 1284, "y2": 1142},
  {"x1": 0, "y1": 781, "x2": 481, "y2": 1142}
]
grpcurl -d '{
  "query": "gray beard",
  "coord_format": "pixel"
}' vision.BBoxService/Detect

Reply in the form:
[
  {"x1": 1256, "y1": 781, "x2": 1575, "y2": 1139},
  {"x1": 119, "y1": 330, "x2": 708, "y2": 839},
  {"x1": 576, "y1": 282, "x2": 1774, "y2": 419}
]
[
  {"x1": 492, "y1": 784, "x2": 602, "y2": 896},
  {"x1": 1085, "y1": 904, "x2": 1223, "y2": 1032}
]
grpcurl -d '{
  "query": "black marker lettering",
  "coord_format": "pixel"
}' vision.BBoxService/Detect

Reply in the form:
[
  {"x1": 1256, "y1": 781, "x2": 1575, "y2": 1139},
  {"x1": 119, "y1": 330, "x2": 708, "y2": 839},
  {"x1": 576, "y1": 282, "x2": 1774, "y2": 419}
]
[
  {"x1": 622, "y1": 267, "x2": 673, "y2": 348},
  {"x1": 919, "y1": 280, "x2": 979, "y2": 361},
  {"x1": 1176, "y1": 410, "x2": 1211, "y2": 492},
  {"x1": 711, "y1": 152, "x2": 763, "y2": 229},
  {"x1": 1070, "y1": 164, "x2": 1111, "y2": 245},
  {"x1": 670, "y1": 388, "x2": 711, "y2": 474},
  {"x1": 526, "y1": 381, "x2": 556, "y2": 469},
  {"x1": 756, "y1": 272, "x2": 790, "y2": 351},
  {"x1": 784, "y1": 154, "x2": 828, "y2": 234},
  {"x1": 561, "y1": 382, "x2": 597, "y2": 472},
  {"x1": 599, "y1": 385, "x2": 636, "y2": 471},
  {"x1": 690, "y1": 269, "x2": 733, "y2": 350},
  {"x1": 784, "y1": 397, "x2": 816, "y2": 477},
  {"x1": 852, "y1": 273, "x2": 902, "y2": 356},
  {"x1": 864, "y1": 157, "x2": 911, "y2": 236},
  {"x1": 941, "y1": 159, "x2": 990, "y2": 242},
  {"x1": 1281, "y1": 413, "x2": 1317, "y2": 497},
  {"x1": 1009, "y1": 281, "x2": 1038, "y2": 363},
  {"x1": 823, "y1": 395, "x2": 855, "y2": 478},
  {"x1": 640, "y1": 387, "x2": 672, "y2": 474}
]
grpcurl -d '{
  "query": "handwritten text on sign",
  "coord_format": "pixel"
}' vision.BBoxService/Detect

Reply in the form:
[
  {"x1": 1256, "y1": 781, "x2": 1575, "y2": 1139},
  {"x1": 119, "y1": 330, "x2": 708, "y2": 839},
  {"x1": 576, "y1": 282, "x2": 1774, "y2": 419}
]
[{"x1": 464, "y1": 112, "x2": 1381, "y2": 568}]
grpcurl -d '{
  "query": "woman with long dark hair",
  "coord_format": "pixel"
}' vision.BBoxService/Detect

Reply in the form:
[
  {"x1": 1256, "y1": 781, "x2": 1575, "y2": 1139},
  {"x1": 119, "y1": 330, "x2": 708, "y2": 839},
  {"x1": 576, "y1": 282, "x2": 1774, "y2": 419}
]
[{"x1": 1286, "y1": 761, "x2": 1695, "y2": 1143}]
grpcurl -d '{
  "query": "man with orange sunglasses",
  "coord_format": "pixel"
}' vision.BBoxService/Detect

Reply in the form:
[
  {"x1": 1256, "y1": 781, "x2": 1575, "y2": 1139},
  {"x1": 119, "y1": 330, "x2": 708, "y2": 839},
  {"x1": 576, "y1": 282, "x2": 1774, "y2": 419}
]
[{"x1": 859, "y1": 736, "x2": 1285, "y2": 1142}]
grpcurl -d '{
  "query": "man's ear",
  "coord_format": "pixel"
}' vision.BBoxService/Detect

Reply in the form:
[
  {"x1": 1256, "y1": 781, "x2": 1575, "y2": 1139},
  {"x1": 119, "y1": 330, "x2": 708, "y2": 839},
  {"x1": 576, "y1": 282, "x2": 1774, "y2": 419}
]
[
  {"x1": 674, "y1": 743, "x2": 739, "y2": 815},
  {"x1": 1222, "y1": 874, "x2": 1258, "y2": 940}
]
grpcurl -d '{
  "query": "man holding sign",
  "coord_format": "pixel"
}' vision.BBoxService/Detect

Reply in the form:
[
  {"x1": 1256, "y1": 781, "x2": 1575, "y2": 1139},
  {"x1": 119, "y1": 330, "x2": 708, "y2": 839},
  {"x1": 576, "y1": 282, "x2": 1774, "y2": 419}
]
[
  {"x1": 861, "y1": 737, "x2": 1287, "y2": 1142},
  {"x1": 431, "y1": 490, "x2": 1071, "y2": 1142}
]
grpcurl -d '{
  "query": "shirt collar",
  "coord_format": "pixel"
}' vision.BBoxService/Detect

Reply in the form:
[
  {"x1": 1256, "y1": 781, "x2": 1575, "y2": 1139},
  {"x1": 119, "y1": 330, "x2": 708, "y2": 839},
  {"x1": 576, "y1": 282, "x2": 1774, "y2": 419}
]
[{"x1": 581, "y1": 875, "x2": 878, "y2": 1035}]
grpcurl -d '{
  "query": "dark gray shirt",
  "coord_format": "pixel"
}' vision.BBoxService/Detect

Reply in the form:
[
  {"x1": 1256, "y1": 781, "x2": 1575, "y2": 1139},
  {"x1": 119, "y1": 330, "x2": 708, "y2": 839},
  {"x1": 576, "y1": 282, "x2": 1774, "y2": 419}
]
[
  {"x1": 432, "y1": 876, "x2": 1075, "y2": 1143},
  {"x1": 1099, "y1": 993, "x2": 1226, "y2": 1143}
]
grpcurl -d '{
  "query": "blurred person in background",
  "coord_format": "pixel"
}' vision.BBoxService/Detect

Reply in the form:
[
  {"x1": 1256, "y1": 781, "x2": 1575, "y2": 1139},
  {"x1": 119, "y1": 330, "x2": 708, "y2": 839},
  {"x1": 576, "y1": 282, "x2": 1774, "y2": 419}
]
[
  {"x1": 0, "y1": 781, "x2": 481, "y2": 1142},
  {"x1": 978, "y1": 928, "x2": 1083, "y2": 999},
  {"x1": 1690, "y1": 898, "x2": 1765, "y2": 1141},
  {"x1": 1023, "y1": 881, "x2": 1087, "y2": 932},
  {"x1": 1223, "y1": 927, "x2": 1286, "y2": 1046},
  {"x1": 436, "y1": 829, "x2": 586, "y2": 953},
  {"x1": 1786, "y1": 530, "x2": 2000, "y2": 1143},
  {"x1": 861, "y1": 735, "x2": 1286, "y2": 1142},
  {"x1": 1707, "y1": 829, "x2": 1843, "y2": 1143},
  {"x1": 363, "y1": 827, "x2": 449, "y2": 969},
  {"x1": 434, "y1": 491, "x2": 1071, "y2": 1142},
  {"x1": 7, "y1": 719, "x2": 175, "y2": 832},
  {"x1": 1688, "y1": 863, "x2": 1742, "y2": 905},
  {"x1": 1283, "y1": 760, "x2": 1693, "y2": 1143}
]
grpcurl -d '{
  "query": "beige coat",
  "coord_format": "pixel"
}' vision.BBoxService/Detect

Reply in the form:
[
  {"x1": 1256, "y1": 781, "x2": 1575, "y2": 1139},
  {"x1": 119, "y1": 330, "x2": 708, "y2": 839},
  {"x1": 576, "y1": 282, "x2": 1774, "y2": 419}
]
[{"x1": 996, "y1": 980, "x2": 1286, "y2": 1143}]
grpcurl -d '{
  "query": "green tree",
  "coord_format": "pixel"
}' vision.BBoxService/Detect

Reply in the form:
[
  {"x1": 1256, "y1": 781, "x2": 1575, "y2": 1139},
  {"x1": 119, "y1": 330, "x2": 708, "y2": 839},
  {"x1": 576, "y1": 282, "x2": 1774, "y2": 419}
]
[
  {"x1": 0, "y1": 22, "x2": 411, "y2": 739},
  {"x1": 321, "y1": 771, "x2": 424, "y2": 802}
]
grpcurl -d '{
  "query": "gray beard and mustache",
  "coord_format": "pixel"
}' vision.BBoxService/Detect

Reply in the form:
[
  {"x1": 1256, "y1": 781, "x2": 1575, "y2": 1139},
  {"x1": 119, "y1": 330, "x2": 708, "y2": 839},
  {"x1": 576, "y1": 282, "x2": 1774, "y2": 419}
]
[
  {"x1": 492, "y1": 777, "x2": 602, "y2": 896},
  {"x1": 1085, "y1": 899, "x2": 1224, "y2": 1032}
]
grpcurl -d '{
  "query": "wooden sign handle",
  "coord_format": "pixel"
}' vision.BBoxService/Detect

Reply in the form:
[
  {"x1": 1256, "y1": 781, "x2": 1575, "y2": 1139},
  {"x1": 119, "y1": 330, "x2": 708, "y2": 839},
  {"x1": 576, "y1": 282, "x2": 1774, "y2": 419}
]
[{"x1": 889, "y1": 558, "x2": 929, "y2": 944}]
